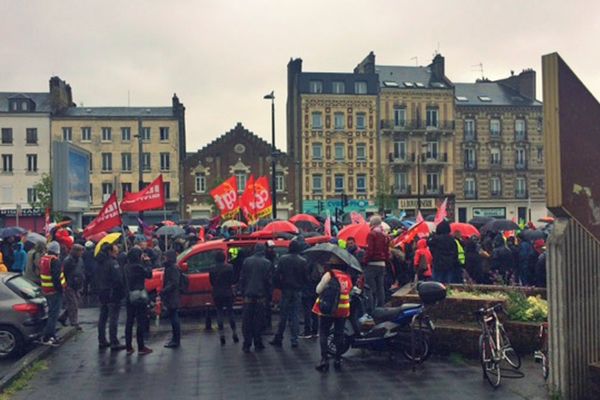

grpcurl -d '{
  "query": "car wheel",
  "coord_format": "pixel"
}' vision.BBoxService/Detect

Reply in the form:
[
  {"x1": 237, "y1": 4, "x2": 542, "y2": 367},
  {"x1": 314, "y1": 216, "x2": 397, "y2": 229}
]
[{"x1": 0, "y1": 326, "x2": 24, "y2": 359}]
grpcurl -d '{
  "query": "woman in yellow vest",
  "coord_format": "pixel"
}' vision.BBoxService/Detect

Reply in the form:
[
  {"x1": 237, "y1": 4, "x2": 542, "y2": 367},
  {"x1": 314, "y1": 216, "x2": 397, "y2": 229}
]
[{"x1": 0, "y1": 253, "x2": 7, "y2": 272}]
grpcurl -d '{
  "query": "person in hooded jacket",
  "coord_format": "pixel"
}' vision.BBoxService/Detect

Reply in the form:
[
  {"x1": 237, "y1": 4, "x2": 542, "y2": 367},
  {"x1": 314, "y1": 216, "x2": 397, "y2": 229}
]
[
  {"x1": 82, "y1": 241, "x2": 97, "y2": 300},
  {"x1": 427, "y1": 220, "x2": 458, "y2": 284},
  {"x1": 209, "y1": 251, "x2": 239, "y2": 346},
  {"x1": 24, "y1": 242, "x2": 45, "y2": 284},
  {"x1": 11, "y1": 242, "x2": 26, "y2": 273},
  {"x1": 491, "y1": 234, "x2": 515, "y2": 285},
  {"x1": 413, "y1": 239, "x2": 433, "y2": 281},
  {"x1": 124, "y1": 247, "x2": 153, "y2": 355},
  {"x1": 162, "y1": 250, "x2": 182, "y2": 348},
  {"x1": 517, "y1": 234, "x2": 534, "y2": 286}
]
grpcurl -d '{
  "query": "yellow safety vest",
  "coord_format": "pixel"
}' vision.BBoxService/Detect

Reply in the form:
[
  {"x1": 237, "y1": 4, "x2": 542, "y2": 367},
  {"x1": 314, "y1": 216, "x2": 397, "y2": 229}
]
[{"x1": 455, "y1": 239, "x2": 465, "y2": 265}]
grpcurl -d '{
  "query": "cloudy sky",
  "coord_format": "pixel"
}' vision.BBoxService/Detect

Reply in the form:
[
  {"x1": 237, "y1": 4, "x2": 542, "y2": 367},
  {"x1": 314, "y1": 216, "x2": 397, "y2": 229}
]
[{"x1": 2, "y1": 0, "x2": 599, "y2": 151}]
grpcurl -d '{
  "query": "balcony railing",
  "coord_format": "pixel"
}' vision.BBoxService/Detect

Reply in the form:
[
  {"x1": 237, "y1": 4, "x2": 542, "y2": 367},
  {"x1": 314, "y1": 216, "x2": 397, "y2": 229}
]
[
  {"x1": 388, "y1": 152, "x2": 409, "y2": 163},
  {"x1": 515, "y1": 131, "x2": 528, "y2": 141},
  {"x1": 515, "y1": 190, "x2": 528, "y2": 199},
  {"x1": 380, "y1": 120, "x2": 455, "y2": 131},
  {"x1": 464, "y1": 129, "x2": 477, "y2": 141},
  {"x1": 421, "y1": 152, "x2": 448, "y2": 163},
  {"x1": 392, "y1": 184, "x2": 411, "y2": 195},
  {"x1": 515, "y1": 161, "x2": 528, "y2": 170},
  {"x1": 464, "y1": 160, "x2": 477, "y2": 171},
  {"x1": 464, "y1": 190, "x2": 478, "y2": 200},
  {"x1": 491, "y1": 190, "x2": 502, "y2": 198},
  {"x1": 424, "y1": 184, "x2": 444, "y2": 196}
]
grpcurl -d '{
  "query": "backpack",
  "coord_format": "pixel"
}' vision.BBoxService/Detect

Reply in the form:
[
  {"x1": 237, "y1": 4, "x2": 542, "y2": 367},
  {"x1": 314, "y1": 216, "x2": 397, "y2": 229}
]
[
  {"x1": 179, "y1": 272, "x2": 189, "y2": 293},
  {"x1": 318, "y1": 272, "x2": 341, "y2": 316},
  {"x1": 417, "y1": 254, "x2": 429, "y2": 278},
  {"x1": 65, "y1": 256, "x2": 85, "y2": 290}
]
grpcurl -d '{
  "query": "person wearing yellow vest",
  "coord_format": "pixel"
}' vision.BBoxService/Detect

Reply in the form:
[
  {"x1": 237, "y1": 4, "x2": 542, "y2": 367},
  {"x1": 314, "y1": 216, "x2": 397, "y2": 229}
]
[
  {"x1": 40, "y1": 241, "x2": 67, "y2": 346},
  {"x1": 313, "y1": 259, "x2": 353, "y2": 372},
  {"x1": 453, "y1": 231, "x2": 466, "y2": 284}
]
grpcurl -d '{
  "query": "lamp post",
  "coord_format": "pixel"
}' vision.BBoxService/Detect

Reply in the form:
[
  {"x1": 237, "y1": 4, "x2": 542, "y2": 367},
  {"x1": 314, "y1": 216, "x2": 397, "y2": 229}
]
[
  {"x1": 134, "y1": 117, "x2": 144, "y2": 221},
  {"x1": 416, "y1": 142, "x2": 428, "y2": 213},
  {"x1": 264, "y1": 91, "x2": 277, "y2": 219}
]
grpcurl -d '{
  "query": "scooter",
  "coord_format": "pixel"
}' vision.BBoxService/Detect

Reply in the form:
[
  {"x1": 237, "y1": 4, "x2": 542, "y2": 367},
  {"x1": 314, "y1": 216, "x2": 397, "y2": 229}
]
[{"x1": 327, "y1": 281, "x2": 446, "y2": 363}]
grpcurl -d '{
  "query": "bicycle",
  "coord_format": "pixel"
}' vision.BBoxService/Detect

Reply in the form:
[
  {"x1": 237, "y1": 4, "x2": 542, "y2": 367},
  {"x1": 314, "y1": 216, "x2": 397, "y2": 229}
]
[
  {"x1": 475, "y1": 304, "x2": 522, "y2": 389},
  {"x1": 534, "y1": 322, "x2": 549, "y2": 380}
]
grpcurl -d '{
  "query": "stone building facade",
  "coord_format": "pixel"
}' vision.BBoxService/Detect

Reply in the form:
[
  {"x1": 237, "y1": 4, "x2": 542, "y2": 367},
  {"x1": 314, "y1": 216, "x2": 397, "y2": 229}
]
[
  {"x1": 454, "y1": 69, "x2": 545, "y2": 222},
  {"x1": 183, "y1": 123, "x2": 294, "y2": 219}
]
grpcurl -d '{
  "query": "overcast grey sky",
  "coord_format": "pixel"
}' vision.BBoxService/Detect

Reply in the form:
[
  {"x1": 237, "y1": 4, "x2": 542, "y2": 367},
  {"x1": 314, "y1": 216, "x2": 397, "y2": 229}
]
[{"x1": 2, "y1": 0, "x2": 599, "y2": 151}]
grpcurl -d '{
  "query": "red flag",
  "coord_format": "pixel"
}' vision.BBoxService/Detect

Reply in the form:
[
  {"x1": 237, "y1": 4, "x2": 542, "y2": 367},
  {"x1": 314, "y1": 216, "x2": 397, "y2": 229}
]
[
  {"x1": 324, "y1": 215, "x2": 331, "y2": 237},
  {"x1": 434, "y1": 198, "x2": 448, "y2": 225},
  {"x1": 198, "y1": 226, "x2": 205, "y2": 242},
  {"x1": 44, "y1": 208, "x2": 51, "y2": 235},
  {"x1": 120, "y1": 175, "x2": 165, "y2": 212},
  {"x1": 254, "y1": 176, "x2": 272, "y2": 218},
  {"x1": 415, "y1": 211, "x2": 424, "y2": 224},
  {"x1": 393, "y1": 221, "x2": 430, "y2": 248},
  {"x1": 351, "y1": 212, "x2": 365, "y2": 225},
  {"x1": 240, "y1": 175, "x2": 258, "y2": 224},
  {"x1": 210, "y1": 176, "x2": 240, "y2": 220},
  {"x1": 83, "y1": 192, "x2": 122, "y2": 238}
]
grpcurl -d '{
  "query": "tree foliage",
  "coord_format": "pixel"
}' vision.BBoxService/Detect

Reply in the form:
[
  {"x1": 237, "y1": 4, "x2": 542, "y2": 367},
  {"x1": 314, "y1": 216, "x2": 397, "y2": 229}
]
[{"x1": 31, "y1": 173, "x2": 52, "y2": 210}]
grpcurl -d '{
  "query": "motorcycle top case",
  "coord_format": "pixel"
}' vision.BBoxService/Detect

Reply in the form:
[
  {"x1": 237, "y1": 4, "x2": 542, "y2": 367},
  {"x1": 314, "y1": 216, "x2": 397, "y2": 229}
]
[{"x1": 417, "y1": 281, "x2": 447, "y2": 305}]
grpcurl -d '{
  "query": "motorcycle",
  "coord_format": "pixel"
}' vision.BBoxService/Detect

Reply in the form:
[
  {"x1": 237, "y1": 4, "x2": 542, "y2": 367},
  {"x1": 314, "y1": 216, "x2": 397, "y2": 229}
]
[{"x1": 327, "y1": 281, "x2": 447, "y2": 363}]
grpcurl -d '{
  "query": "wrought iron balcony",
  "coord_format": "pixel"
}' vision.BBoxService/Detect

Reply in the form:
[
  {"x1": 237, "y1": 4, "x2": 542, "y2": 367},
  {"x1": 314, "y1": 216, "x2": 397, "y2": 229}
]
[
  {"x1": 424, "y1": 184, "x2": 444, "y2": 196},
  {"x1": 464, "y1": 129, "x2": 477, "y2": 141},
  {"x1": 515, "y1": 190, "x2": 528, "y2": 199},
  {"x1": 464, "y1": 190, "x2": 478, "y2": 200},
  {"x1": 464, "y1": 161, "x2": 477, "y2": 171},
  {"x1": 515, "y1": 161, "x2": 528, "y2": 170},
  {"x1": 421, "y1": 152, "x2": 448, "y2": 163},
  {"x1": 392, "y1": 184, "x2": 411, "y2": 196}
]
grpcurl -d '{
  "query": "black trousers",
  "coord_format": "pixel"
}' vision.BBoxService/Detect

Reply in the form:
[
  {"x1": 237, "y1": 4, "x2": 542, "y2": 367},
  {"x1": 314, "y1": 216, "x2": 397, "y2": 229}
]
[
  {"x1": 302, "y1": 294, "x2": 319, "y2": 335},
  {"x1": 125, "y1": 303, "x2": 148, "y2": 350},
  {"x1": 166, "y1": 307, "x2": 181, "y2": 344},
  {"x1": 98, "y1": 302, "x2": 121, "y2": 345},
  {"x1": 319, "y1": 316, "x2": 345, "y2": 360},
  {"x1": 242, "y1": 297, "x2": 265, "y2": 348},
  {"x1": 214, "y1": 297, "x2": 236, "y2": 333}
]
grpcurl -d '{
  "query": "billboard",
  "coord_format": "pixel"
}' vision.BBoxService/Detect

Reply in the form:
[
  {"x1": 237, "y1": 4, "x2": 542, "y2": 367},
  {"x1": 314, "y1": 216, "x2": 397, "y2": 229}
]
[{"x1": 52, "y1": 141, "x2": 91, "y2": 212}]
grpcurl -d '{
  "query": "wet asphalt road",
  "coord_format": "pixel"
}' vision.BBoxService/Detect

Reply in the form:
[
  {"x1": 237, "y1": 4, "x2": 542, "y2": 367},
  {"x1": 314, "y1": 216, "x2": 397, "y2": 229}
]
[{"x1": 10, "y1": 308, "x2": 548, "y2": 400}]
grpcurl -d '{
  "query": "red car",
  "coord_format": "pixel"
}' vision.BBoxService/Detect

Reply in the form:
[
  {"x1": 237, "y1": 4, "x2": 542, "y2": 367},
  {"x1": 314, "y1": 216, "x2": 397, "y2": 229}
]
[{"x1": 145, "y1": 235, "x2": 330, "y2": 310}]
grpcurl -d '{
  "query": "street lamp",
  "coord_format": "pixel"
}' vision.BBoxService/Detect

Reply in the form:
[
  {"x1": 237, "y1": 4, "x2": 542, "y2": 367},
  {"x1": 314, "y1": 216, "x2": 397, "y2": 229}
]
[
  {"x1": 264, "y1": 91, "x2": 277, "y2": 219},
  {"x1": 417, "y1": 142, "x2": 428, "y2": 213},
  {"x1": 134, "y1": 117, "x2": 144, "y2": 221}
]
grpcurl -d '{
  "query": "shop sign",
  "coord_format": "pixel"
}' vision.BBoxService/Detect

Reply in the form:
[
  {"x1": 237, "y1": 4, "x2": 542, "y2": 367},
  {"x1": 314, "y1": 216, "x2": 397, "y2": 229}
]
[{"x1": 473, "y1": 207, "x2": 506, "y2": 218}]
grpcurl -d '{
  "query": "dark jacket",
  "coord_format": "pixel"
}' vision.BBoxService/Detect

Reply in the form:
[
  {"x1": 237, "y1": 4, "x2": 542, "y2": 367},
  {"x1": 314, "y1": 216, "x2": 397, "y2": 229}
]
[
  {"x1": 240, "y1": 244, "x2": 272, "y2": 298},
  {"x1": 365, "y1": 228, "x2": 390, "y2": 264},
  {"x1": 209, "y1": 262, "x2": 236, "y2": 299},
  {"x1": 125, "y1": 262, "x2": 152, "y2": 294},
  {"x1": 62, "y1": 254, "x2": 84, "y2": 290},
  {"x1": 162, "y1": 251, "x2": 181, "y2": 309},
  {"x1": 49, "y1": 255, "x2": 64, "y2": 294},
  {"x1": 491, "y1": 236, "x2": 514, "y2": 273},
  {"x1": 95, "y1": 252, "x2": 125, "y2": 304},
  {"x1": 82, "y1": 248, "x2": 97, "y2": 280},
  {"x1": 428, "y1": 221, "x2": 458, "y2": 273},
  {"x1": 535, "y1": 253, "x2": 547, "y2": 288},
  {"x1": 276, "y1": 241, "x2": 308, "y2": 291}
]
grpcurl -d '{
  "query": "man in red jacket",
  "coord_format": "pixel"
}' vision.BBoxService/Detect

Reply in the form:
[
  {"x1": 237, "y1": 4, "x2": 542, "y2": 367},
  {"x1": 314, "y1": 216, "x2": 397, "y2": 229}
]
[{"x1": 364, "y1": 215, "x2": 390, "y2": 310}]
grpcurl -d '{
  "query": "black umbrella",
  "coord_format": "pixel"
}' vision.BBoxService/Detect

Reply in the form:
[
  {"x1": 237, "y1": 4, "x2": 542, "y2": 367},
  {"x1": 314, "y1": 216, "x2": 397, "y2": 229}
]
[
  {"x1": 293, "y1": 221, "x2": 316, "y2": 232},
  {"x1": 468, "y1": 217, "x2": 495, "y2": 230},
  {"x1": 520, "y1": 229, "x2": 546, "y2": 241},
  {"x1": 480, "y1": 219, "x2": 520, "y2": 234},
  {"x1": 155, "y1": 225, "x2": 185, "y2": 237},
  {"x1": 0, "y1": 226, "x2": 27, "y2": 238},
  {"x1": 303, "y1": 243, "x2": 362, "y2": 273}
]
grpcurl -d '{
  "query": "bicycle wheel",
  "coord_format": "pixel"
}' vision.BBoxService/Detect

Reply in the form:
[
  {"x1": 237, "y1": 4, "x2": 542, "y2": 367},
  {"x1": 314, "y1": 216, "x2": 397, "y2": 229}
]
[
  {"x1": 479, "y1": 334, "x2": 501, "y2": 389},
  {"x1": 326, "y1": 330, "x2": 350, "y2": 356},
  {"x1": 500, "y1": 327, "x2": 521, "y2": 369},
  {"x1": 542, "y1": 352, "x2": 549, "y2": 380},
  {"x1": 401, "y1": 332, "x2": 431, "y2": 363}
]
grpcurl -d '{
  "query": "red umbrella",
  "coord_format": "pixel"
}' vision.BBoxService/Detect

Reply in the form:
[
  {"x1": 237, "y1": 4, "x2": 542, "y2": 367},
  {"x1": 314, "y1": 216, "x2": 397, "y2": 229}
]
[
  {"x1": 161, "y1": 220, "x2": 177, "y2": 226},
  {"x1": 261, "y1": 221, "x2": 299, "y2": 234},
  {"x1": 289, "y1": 214, "x2": 320, "y2": 226},
  {"x1": 338, "y1": 223, "x2": 370, "y2": 247},
  {"x1": 450, "y1": 223, "x2": 480, "y2": 239}
]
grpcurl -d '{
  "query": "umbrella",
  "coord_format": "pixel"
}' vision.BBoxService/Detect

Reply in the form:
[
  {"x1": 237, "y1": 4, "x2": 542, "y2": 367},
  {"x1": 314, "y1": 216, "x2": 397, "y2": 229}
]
[
  {"x1": 520, "y1": 229, "x2": 546, "y2": 241},
  {"x1": 293, "y1": 221, "x2": 317, "y2": 232},
  {"x1": 261, "y1": 221, "x2": 299, "y2": 235},
  {"x1": 0, "y1": 226, "x2": 27, "y2": 239},
  {"x1": 337, "y1": 223, "x2": 370, "y2": 247},
  {"x1": 87, "y1": 231, "x2": 108, "y2": 243},
  {"x1": 538, "y1": 217, "x2": 554, "y2": 224},
  {"x1": 468, "y1": 217, "x2": 494, "y2": 230},
  {"x1": 257, "y1": 218, "x2": 276, "y2": 228},
  {"x1": 450, "y1": 223, "x2": 480, "y2": 239},
  {"x1": 425, "y1": 214, "x2": 436, "y2": 222},
  {"x1": 25, "y1": 232, "x2": 46, "y2": 246},
  {"x1": 289, "y1": 214, "x2": 320, "y2": 226},
  {"x1": 480, "y1": 219, "x2": 520, "y2": 234},
  {"x1": 222, "y1": 220, "x2": 248, "y2": 229},
  {"x1": 303, "y1": 243, "x2": 362, "y2": 273},
  {"x1": 94, "y1": 232, "x2": 122, "y2": 256},
  {"x1": 155, "y1": 225, "x2": 186, "y2": 237},
  {"x1": 161, "y1": 220, "x2": 177, "y2": 226}
]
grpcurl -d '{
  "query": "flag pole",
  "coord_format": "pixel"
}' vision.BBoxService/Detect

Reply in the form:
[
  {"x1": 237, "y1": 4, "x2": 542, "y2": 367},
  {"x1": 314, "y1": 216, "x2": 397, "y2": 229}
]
[{"x1": 117, "y1": 191, "x2": 128, "y2": 253}]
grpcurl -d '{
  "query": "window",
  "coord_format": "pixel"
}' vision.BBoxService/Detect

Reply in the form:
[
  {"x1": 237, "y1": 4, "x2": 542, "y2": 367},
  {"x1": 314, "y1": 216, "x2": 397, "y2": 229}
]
[
  {"x1": 81, "y1": 127, "x2": 91, "y2": 142},
  {"x1": 334, "y1": 112, "x2": 345, "y2": 130},
  {"x1": 311, "y1": 112, "x2": 323, "y2": 129},
  {"x1": 276, "y1": 173, "x2": 284, "y2": 192},
  {"x1": 186, "y1": 249, "x2": 224, "y2": 273},
  {"x1": 426, "y1": 109, "x2": 438, "y2": 128},
  {"x1": 356, "y1": 113, "x2": 366, "y2": 130},
  {"x1": 394, "y1": 108, "x2": 406, "y2": 127},
  {"x1": 121, "y1": 127, "x2": 131, "y2": 142},
  {"x1": 10, "y1": 102, "x2": 17, "y2": 111},
  {"x1": 491, "y1": 176, "x2": 502, "y2": 196},
  {"x1": 160, "y1": 153, "x2": 170, "y2": 171},
  {"x1": 26, "y1": 154, "x2": 37, "y2": 172},
  {"x1": 356, "y1": 174, "x2": 367, "y2": 193},
  {"x1": 26, "y1": 128, "x2": 38, "y2": 144},
  {"x1": 312, "y1": 175, "x2": 322, "y2": 193},
  {"x1": 121, "y1": 183, "x2": 132, "y2": 195},
  {"x1": 537, "y1": 146, "x2": 544, "y2": 162},
  {"x1": 309, "y1": 80, "x2": 323, "y2": 94},
  {"x1": 27, "y1": 188, "x2": 37, "y2": 204},
  {"x1": 354, "y1": 81, "x2": 367, "y2": 94},
  {"x1": 89, "y1": 183, "x2": 93, "y2": 203},
  {"x1": 426, "y1": 140, "x2": 439, "y2": 159},
  {"x1": 516, "y1": 176, "x2": 527, "y2": 197},
  {"x1": 141, "y1": 127, "x2": 151, "y2": 141},
  {"x1": 101, "y1": 153, "x2": 112, "y2": 172},
  {"x1": 2, "y1": 154, "x2": 13, "y2": 172},
  {"x1": 464, "y1": 147, "x2": 476, "y2": 169},
  {"x1": 394, "y1": 172, "x2": 408, "y2": 192},
  {"x1": 121, "y1": 153, "x2": 132, "y2": 172},
  {"x1": 142, "y1": 153, "x2": 151, "y2": 171},
  {"x1": 1, "y1": 129, "x2": 13, "y2": 145},
  {"x1": 160, "y1": 127, "x2": 169, "y2": 141},
  {"x1": 195, "y1": 173, "x2": 206, "y2": 193},
  {"x1": 312, "y1": 143, "x2": 323, "y2": 160},
  {"x1": 426, "y1": 172, "x2": 439, "y2": 191},
  {"x1": 62, "y1": 127, "x2": 72, "y2": 142},
  {"x1": 334, "y1": 174, "x2": 345, "y2": 193},
  {"x1": 356, "y1": 143, "x2": 366, "y2": 161},
  {"x1": 393, "y1": 140, "x2": 406, "y2": 160},
  {"x1": 163, "y1": 182, "x2": 170, "y2": 199},
  {"x1": 490, "y1": 147, "x2": 501, "y2": 165},
  {"x1": 490, "y1": 119, "x2": 501, "y2": 137},
  {"x1": 101, "y1": 127, "x2": 112, "y2": 142},
  {"x1": 516, "y1": 147, "x2": 527, "y2": 168},
  {"x1": 515, "y1": 119, "x2": 526, "y2": 140},
  {"x1": 464, "y1": 177, "x2": 476, "y2": 197},
  {"x1": 332, "y1": 81, "x2": 345, "y2": 94},
  {"x1": 102, "y1": 183, "x2": 113, "y2": 200},
  {"x1": 235, "y1": 173, "x2": 246, "y2": 192},
  {"x1": 334, "y1": 143, "x2": 345, "y2": 160},
  {"x1": 464, "y1": 119, "x2": 475, "y2": 140}
]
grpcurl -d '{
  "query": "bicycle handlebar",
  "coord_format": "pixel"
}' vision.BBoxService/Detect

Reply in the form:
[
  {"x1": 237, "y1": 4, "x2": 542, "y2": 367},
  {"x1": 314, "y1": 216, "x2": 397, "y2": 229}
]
[{"x1": 473, "y1": 303, "x2": 505, "y2": 318}]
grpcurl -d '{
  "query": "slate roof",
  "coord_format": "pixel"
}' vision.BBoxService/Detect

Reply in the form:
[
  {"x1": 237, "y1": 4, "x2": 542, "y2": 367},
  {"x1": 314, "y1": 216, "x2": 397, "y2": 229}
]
[
  {"x1": 454, "y1": 82, "x2": 542, "y2": 107},
  {"x1": 58, "y1": 106, "x2": 174, "y2": 118},
  {"x1": 375, "y1": 65, "x2": 450, "y2": 89},
  {"x1": 0, "y1": 92, "x2": 52, "y2": 112},
  {"x1": 297, "y1": 72, "x2": 379, "y2": 95}
]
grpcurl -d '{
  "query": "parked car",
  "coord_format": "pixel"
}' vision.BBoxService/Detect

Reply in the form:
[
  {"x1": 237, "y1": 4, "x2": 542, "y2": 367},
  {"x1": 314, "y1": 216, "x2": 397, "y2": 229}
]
[
  {"x1": 145, "y1": 235, "x2": 330, "y2": 310},
  {"x1": 0, "y1": 273, "x2": 47, "y2": 359}
]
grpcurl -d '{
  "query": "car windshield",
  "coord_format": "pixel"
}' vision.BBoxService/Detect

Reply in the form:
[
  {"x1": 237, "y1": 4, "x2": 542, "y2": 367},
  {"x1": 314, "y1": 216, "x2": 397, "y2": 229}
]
[
  {"x1": 6, "y1": 276, "x2": 42, "y2": 299},
  {"x1": 177, "y1": 246, "x2": 195, "y2": 263}
]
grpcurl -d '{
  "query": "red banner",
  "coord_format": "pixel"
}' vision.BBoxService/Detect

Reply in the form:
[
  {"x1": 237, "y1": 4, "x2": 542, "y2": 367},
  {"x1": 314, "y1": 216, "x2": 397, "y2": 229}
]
[
  {"x1": 254, "y1": 176, "x2": 272, "y2": 219},
  {"x1": 120, "y1": 175, "x2": 165, "y2": 212},
  {"x1": 83, "y1": 192, "x2": 122, "y2": 238},
  {"x1": 240, "y1": 175, "x2": 258, "y2": 224},
  {"x1": 210, "y1": 176, "x2": 240, "y2": 220}
]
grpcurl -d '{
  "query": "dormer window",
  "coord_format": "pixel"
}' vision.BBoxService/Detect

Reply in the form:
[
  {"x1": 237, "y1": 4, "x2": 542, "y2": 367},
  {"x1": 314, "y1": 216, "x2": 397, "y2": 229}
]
[
  {"x1": 8, "y1": 97, "x2": 35, "y2": 113},
  {"x1": 21, "y1": 101, "x2": 28, "y2": 111}
]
